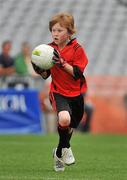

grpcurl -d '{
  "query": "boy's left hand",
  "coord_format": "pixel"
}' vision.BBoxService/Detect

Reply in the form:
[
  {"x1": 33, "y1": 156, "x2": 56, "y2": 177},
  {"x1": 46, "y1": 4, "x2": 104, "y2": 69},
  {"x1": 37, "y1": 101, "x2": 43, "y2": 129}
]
[{"x1": 53, "y1": 49, "x2": 66, "y2": 67}]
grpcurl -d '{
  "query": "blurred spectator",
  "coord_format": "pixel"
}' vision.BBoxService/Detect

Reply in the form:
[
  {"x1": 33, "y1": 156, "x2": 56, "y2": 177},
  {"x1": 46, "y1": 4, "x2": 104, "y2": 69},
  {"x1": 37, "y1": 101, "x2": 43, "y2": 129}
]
[
  {"x1": 39, "y1": 80, "x2": 57, "y2": 133},
  {"x1": 7, "y1": 42, "x2": 39, "y2": 89},
  {"x1": 0, "y1": 40, "x2": 15, "y2": 76},
  {"x1": 123, "y1": 94, "x2": 127, "y2": 123},
  {"x1": 78, "y1": 93, "x2": 94, "y2": 133},
  {"x1": 14, "y1": 42, "x2": 36, "y2": 76},
  {"x1": 123, "y1": 94, "x2": 127, "y2": 111}
]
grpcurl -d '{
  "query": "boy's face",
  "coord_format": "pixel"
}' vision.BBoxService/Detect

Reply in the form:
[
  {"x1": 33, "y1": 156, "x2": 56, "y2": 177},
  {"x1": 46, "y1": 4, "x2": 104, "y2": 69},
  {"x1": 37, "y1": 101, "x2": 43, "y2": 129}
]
[{"x1": 51, "y1": 23, "x2": 70, "y2": 47}]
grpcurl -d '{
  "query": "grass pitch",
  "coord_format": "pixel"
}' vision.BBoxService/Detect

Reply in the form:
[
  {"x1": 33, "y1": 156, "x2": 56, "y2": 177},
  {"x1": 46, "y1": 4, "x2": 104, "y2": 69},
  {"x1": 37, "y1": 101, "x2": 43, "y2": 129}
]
[{"x1": 0, "y1": 133, "x2": 127, "y2": 180}]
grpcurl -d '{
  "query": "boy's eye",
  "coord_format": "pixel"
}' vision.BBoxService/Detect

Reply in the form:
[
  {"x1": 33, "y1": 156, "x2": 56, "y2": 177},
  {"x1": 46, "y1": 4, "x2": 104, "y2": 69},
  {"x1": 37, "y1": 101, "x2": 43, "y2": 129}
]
[
  {"x1": 58, "y1": 30, "x2": 62, "y2": 32},
  {"x1": 52, "y1": 29, "x2": 62, "y2": 32}
]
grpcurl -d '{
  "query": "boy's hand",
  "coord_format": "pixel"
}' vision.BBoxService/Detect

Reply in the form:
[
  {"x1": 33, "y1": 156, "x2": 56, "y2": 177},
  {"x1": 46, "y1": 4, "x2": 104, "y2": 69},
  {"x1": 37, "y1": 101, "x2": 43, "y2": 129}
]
[
  {"x1": 53, "y1": 49, "x2": 66, "y2": 68},
  {"x1": 31, "y1": 62, "x2": 45, "y2": 75}
]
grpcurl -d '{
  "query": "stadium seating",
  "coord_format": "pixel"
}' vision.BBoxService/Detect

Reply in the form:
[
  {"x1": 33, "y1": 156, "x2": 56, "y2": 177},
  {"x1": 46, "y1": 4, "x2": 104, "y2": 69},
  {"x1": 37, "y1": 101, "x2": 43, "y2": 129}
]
[{"x1": 0, "y1": 0, "x2": 127, "y2": 75}]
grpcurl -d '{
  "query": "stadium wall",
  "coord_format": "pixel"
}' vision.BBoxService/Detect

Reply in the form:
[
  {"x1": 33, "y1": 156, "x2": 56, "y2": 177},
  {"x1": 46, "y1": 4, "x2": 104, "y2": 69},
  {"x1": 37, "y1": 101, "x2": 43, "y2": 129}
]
[{"x1": 86, "y1": 76, "x2": 127, "y2": 134}]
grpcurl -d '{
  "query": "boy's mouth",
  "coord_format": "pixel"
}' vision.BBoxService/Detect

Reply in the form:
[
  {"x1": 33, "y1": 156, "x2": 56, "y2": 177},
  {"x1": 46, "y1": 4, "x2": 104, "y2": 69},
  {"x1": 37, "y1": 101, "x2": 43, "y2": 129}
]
[{"x1": 54, "y1": 38, "x2": 59, "y2": 40}]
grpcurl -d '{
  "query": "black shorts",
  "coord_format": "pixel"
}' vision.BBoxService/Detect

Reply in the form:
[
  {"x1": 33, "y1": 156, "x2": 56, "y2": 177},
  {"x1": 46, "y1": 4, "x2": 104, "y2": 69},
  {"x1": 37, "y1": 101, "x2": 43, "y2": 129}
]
[{"x1": 50, "y1": 92, "x2": 84, "y2": 128}]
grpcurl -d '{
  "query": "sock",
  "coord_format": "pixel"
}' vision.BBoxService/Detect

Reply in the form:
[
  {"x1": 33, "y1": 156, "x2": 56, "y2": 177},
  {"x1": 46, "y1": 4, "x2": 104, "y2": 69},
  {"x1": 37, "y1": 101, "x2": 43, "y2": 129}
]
[
  {"x1": 56, "y1": 125, "x2": 69, "y2": 158},
  {"x1": 67, "y1": 128, "x2": 73, "y2": 147},
  {"x1": 56, "y1": 125, "x2": 73, "y2": 158}
]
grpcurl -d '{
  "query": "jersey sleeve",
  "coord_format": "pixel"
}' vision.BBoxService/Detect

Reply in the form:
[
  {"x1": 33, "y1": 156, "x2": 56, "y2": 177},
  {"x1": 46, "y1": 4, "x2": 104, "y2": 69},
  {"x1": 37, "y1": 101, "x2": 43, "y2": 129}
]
[{"x1": 73, "y1": 47, "x2": 88, "y2": 72}]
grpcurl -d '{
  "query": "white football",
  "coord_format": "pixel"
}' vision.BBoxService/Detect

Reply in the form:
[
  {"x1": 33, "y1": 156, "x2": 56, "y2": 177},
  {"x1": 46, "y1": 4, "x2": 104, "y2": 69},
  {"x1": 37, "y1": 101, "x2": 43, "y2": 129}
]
[{"x1": 31, "y1": 44, "x2": 54, "y2": 70}]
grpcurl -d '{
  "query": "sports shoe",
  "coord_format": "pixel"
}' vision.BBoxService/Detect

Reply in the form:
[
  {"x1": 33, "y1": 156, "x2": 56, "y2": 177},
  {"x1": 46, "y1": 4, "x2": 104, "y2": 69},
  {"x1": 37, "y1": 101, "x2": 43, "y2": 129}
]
[
  {"x1": 53, "y1": 148, "x2": 65, "y2": 172},
  {"x1": 62, "y1": 147, "x2": 75, "y2": 165}
]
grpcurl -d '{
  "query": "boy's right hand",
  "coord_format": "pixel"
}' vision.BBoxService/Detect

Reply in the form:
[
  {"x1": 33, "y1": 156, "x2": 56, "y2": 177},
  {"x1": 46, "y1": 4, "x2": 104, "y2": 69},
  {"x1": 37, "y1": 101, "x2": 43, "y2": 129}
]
[{"x1": 31, "y1": 62, "x2": 45, "y2": 75}]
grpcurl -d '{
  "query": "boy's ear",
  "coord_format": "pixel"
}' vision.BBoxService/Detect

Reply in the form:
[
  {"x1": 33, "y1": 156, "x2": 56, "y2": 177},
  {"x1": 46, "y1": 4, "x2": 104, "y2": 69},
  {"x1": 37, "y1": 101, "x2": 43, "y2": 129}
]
[
  {"x1": 68, "y1": 32, "x2": 72, "y2": 38},
  {"x1": 68, "y1": 31, "x2": 73, "y2": 35}
]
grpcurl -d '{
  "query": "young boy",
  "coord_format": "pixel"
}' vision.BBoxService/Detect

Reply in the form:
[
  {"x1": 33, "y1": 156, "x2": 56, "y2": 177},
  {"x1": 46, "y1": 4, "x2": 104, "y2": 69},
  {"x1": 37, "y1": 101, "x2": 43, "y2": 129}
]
[{"x1": 32, "y1": 12, "x2": 88, "y2": 172}]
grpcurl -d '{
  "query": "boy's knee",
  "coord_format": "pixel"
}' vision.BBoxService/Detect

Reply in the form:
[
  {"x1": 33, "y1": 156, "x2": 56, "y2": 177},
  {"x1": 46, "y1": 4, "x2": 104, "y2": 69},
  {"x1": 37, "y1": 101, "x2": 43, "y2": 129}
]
[{"x1": 58, "y1": 111, "x2": 70, "y2": 127}]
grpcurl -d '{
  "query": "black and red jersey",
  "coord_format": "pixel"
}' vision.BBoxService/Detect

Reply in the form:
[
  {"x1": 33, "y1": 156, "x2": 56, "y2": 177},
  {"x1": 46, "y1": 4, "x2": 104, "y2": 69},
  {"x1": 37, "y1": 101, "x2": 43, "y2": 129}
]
[{"x1": 49, "y1": 38, "x2": 88, "y2": 97}]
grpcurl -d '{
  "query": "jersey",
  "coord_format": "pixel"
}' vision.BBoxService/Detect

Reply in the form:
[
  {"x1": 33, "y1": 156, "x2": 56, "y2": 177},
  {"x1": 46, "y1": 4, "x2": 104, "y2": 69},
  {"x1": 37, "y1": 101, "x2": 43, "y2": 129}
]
[
  {"x1": 0, "y1": 54, "x2": 14, "y2": 68},
  {"x1": 49, "y1": 38, "x2": 88, "y2": 97}
]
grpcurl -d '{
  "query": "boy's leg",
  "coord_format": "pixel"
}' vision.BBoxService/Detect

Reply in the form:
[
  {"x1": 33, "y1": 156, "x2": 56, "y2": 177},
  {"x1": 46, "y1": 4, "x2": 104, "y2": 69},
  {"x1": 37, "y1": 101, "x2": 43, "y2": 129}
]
[
  {"x1": 57, "y1": 124, "x2": 75, "y2": 165},
  {"x1": 51, "y1": 93, "x2": 81, "y2": 167},
  {"x1": 56, "y1": 125, "x2": 71, "y2": 158},
  {"x1": 52, "y1": 93, "x2": 72, "y2": 156},
  {"x1": 70, "y1": 94, "x2": 84, "y2": 129},
  {"x1": 60, "y1": 94, "x2": 84, "y2": 165}
]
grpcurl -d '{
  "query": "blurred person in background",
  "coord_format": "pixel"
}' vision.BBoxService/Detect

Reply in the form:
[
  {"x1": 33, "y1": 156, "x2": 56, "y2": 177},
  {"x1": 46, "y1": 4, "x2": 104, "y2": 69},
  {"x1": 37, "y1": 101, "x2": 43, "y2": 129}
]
[
  {"x1": 123, "y1": 94, "x2": 127, "y2": 110},
  {"x1": 0, "y1": 40, "x2": 15, "y2": 88},
  {"x1": 123, "y1": 94, "x2": 127, "y2": 121},
  {"x1": 78, "y1": 93, "x2": 94, "y2": 133},
  {"x1": 9, "y1": 42, "x2": 38, "y2": 89},
  {"x1": 39, "y1": 80, "x2": 57, "y2": 134},
  {"x1": 14, "y1": 42, "x2": 36, "y2": 76},
  {"x1": 31, "y1": 12, "x2": 88, "y2": 172},
  {"x1": 0, "y1": 40, "x2": 15, "y2": 77}
]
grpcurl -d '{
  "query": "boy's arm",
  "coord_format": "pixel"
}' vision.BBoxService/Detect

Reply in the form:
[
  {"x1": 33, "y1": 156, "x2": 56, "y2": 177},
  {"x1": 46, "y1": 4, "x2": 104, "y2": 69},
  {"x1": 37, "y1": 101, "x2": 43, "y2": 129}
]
[
  {"x1": 53, "y1": 48, "x2": 88, "y2": 80},
  {"x1": 53, "y1": 49, "x2": 80, "y2": 78},
  {"x1": 0, "y1": 66, "x2": 15, "y2": 76},
  {"x1": 31, "y1": 62, "x2": 50, "y2": 79}
]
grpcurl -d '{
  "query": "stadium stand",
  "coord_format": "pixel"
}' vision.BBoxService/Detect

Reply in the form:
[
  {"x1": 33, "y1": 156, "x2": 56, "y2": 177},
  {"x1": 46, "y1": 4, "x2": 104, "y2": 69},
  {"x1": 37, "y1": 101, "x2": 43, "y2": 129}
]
[
  {"x1": 0, "y1": 0, "x2": 127, "y2": 134},
  {"x1": 0, "y1": 0, "x2": 127, "y2": 75}
]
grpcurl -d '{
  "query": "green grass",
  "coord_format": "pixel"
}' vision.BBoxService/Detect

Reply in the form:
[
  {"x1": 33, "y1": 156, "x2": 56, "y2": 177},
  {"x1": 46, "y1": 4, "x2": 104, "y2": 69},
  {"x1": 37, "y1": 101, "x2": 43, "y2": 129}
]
[{"x1": 0, "y1": 133, "x2": 127, "y2": 180}]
